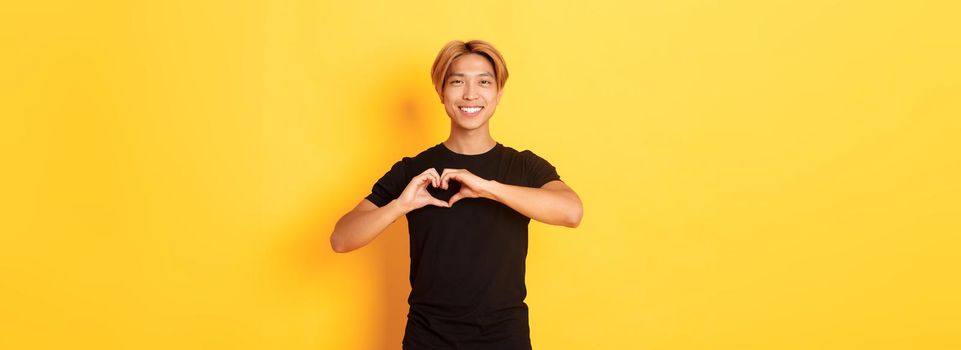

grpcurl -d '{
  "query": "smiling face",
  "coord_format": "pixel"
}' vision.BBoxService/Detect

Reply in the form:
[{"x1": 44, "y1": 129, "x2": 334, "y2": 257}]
[{"x1": 441, "y1": 53, "x2": 504, "y2": 131}]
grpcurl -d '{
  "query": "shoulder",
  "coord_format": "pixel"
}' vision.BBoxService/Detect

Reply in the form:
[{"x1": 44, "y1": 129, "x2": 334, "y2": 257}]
[
  {"x1": 495, "y1": 144, "x2": 554, "y2": 165},
  {"x1": 395, "y1": 144, "x2": 444, "y2": 163},
  {"x1": 499, "y1": 144, "x2": 535, "y2": 158},
  {"x1": 412, "y1": 143, "x2": 443, "y2": 159},
  {"x1": 508, "y1": 145, "x2": 550, "y2": 163},
  {"x1": 385, "y1": 144, "x2": 444, "y2": 175}
]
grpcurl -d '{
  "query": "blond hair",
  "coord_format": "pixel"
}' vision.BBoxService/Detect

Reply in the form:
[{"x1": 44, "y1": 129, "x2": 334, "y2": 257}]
[{"x1": 430, "y1": 40, "x2": 509, "y2": 100}]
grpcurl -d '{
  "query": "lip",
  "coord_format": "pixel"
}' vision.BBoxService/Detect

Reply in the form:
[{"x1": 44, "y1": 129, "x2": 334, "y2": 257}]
[{"x1": 457, "y1": 106, "x2": 484, "y2": 117}]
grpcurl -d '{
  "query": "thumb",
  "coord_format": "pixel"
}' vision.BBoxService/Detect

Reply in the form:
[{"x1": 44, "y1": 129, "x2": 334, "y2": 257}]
[
  {"x1": 430, "y1": 198, "x2": 450, "y2": 208},
  {"x1": 448, "y1": 193, "x2": 464, "y2": 207}
]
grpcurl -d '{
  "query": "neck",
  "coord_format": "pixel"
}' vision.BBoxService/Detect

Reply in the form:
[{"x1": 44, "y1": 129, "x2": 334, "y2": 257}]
[{"x1": 444, "y1": 126, "x2": 496, "y2": 155}]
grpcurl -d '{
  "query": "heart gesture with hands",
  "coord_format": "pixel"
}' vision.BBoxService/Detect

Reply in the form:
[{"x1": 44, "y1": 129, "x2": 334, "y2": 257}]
[
  {"x1": 439, "y1": 168, "x2": 492, "y2": 206},
  {"x1": 396, "y1": 168, "x2": 493, "y2": 213}
]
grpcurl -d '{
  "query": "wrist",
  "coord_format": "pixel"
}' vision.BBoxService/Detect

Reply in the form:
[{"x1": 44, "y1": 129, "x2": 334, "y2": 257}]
[
  {"x1": 483, "y1": 180, "x2": 502, "y2": 201},
  {"x1": 387, "y1": 199, "x2": 411, "y2": 216}
]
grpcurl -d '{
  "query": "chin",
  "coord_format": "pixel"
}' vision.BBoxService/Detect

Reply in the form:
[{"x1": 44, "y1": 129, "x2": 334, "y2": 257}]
[
  {"x1": 455, "y1": 122, "x2": 482, "y2": 131},
  {"x1": 448, "y1": 115, "x2": 486, "y2": 127},
  {"x1": 458, "y1": 117, "x2": 490, "y2": 129}
]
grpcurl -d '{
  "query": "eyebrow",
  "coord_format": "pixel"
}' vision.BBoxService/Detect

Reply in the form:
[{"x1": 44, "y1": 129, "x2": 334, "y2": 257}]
[{"x1": 448, "y1": 73, "x2": 494, "y2": 78}]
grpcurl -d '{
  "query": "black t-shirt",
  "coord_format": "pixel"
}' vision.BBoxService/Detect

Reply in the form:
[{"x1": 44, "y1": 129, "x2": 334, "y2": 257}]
[{"x1": 365, "y1": 142, "x2": 562, "y2": 349}]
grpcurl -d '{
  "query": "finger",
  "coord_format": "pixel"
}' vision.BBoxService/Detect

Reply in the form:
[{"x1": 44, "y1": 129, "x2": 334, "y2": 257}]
[
  {"x1": 426, "y1": 168, "x2": 441, "y2": 187},
  {"x1": 416, "y1": 169, "x2": 431, "y2": 187},
  {"x1": 420, "y1": 168, "x2": 441, "y2": 187},
  {"x1": 441, "y1": 168, "x2": 455, "y2": 183},
  {"x1": 448, "y1": 193, "x2": 463, "y2": 206},
  {"x1": 439, "y1": 169, "x2": 448, "y2": 189},
  {"x1": 416, "y1": 174, "x2": 432, "y2": 189},
  {"x1": 441, "y1": 171, "x2": 458, "y2": 189},
  {"x1": 424, "y1": 172, "x2": 439, "y2": 188}
]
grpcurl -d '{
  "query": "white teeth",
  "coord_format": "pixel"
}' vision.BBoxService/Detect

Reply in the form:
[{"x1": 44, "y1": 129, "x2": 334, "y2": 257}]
[{"x1": 460, "y1": 107, "x2": 482, "y2": 113}]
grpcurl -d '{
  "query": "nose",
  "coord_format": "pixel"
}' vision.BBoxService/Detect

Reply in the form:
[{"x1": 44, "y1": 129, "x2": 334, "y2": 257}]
[{"x1": 463, "y1": 85, "x2": 478, "y2": 100}]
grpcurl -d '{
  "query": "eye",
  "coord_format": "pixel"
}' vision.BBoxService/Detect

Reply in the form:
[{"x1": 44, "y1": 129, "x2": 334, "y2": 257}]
[
  {"x1": 449, "y1": 79, "x2": 463, "y2": 85},
  {"x1": 480, "y1": 80, "x2": 491, "y2": 85}
]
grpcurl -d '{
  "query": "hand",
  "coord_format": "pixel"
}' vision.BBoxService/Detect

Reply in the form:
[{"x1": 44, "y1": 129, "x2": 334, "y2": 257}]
[
  {"x1": 440, "y1": 168, "x2": 494, "y2": 206},
  {"x1": 396, "y1": 168, "x2": 450, "y2": 212}
]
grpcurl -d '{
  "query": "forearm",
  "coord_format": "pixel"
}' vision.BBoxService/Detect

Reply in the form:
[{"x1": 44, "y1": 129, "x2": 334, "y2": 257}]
[
  {"x1": 484, "y1": 180, "x2": 582, "y2": 227},
  {"x1": 330, "y1": 200, "x2": 408, "y2": 253}
]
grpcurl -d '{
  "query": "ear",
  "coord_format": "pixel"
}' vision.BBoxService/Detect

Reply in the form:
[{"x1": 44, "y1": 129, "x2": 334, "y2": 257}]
[{"x1": 495, "y1": 88, "x2": 504, "y2": 103}]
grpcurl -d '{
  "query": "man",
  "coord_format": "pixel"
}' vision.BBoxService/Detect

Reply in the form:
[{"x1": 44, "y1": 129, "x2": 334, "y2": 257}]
[{"x1": 330, "y1": 39, "x2": 583, "y2": 349}]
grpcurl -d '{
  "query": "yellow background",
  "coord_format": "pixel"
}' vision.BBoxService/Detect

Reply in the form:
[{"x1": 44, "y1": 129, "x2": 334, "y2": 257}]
[{"x1": 2, "y1": 0, "x2": 959, "y2": 349}]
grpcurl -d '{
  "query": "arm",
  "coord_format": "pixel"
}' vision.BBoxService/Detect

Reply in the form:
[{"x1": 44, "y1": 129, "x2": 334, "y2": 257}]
[
  {"x1": 330, "y1": 168, "x2": 449, "y2": 253},
  {"x1": 439, "y1": 168, "x2": 583, "y2": 228},
  {"x1": 486, "y1": 180, "x2": 583, "y2": 228},
  {"x1": 329, "y1": 198, "x2": 408, "y2": 253}
]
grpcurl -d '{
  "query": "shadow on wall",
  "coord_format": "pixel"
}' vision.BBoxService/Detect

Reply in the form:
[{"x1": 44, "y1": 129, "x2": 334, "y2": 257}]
[
  {"x1": 373, "y1": 59, "x2": 438, "y2": 349},
  {"x1": 296, "y1": 56, "x2": 440, "y2": 349}
]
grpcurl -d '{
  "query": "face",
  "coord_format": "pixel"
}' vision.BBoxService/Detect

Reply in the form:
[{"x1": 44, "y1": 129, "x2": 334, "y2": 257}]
[{"x1": 441, "y1": 53, "x2": 503, "y2": 131}]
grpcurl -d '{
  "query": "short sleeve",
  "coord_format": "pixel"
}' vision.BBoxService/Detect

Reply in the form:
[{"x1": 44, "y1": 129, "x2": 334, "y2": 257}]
[
  {"x1": 522, "y1": 150, "x2": 562, "y2": 188},
  {"x1": 365, "y1": 157, "x2": 411, "y2": 207}
]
